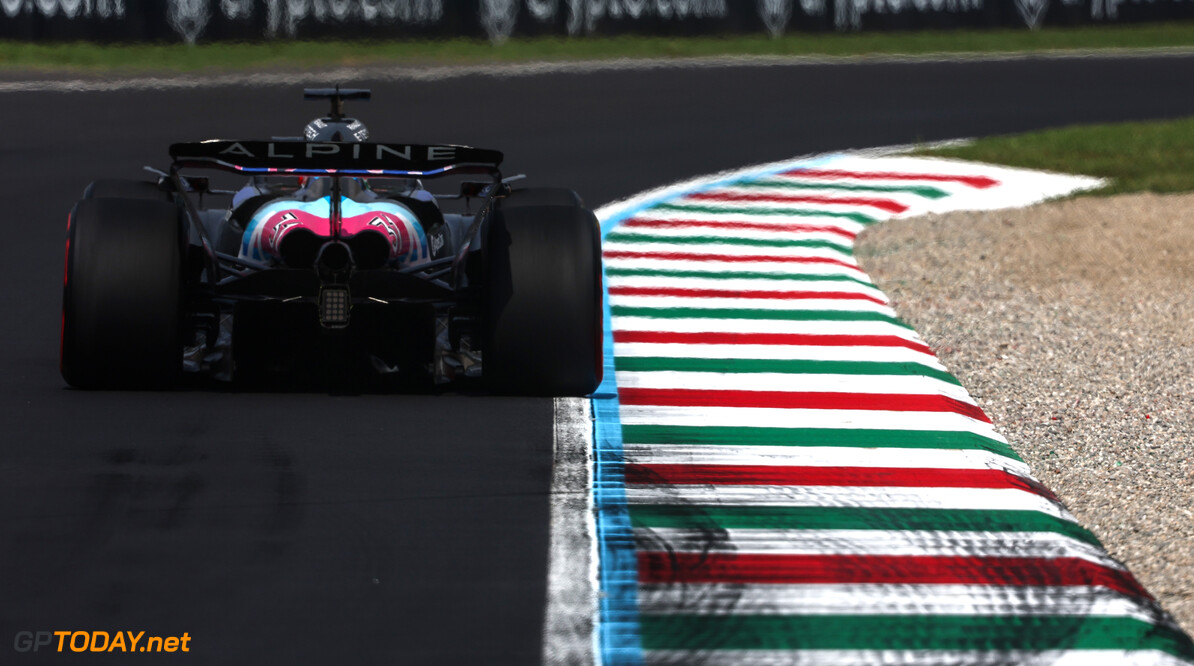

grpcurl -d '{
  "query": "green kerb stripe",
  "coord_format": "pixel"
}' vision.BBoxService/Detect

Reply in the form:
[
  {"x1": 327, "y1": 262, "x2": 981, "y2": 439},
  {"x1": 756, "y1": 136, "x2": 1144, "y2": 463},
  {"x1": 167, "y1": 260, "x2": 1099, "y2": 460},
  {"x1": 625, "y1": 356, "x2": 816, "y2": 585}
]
[
  {"x1": 603, "y1": 234, "x2": 853, "y2": 254},
  {"x1": 603, "y1": 267, "x2": 876, "y2": 287},
  {"x1": 733, "y1": 178, "x2": 950, "y2": 200},
  {"x1": 628, "y1": 506, "x2": 1100, "y2": 546},
  {"x1": 613, "y1": 357, "x2": 962, "y2": 386},
  {"x1": 639, "y1": 615, "x2": 1194, "y2": 658},
  {"x1": 654, "y1": 203, "x2": 876, "y2": 225},
  {"x1": 621, "y1": 425, "x2": 1020, "y2": 460},
  {"x1": 611, "y1": 306, "x2": 911, "y2": 329}
]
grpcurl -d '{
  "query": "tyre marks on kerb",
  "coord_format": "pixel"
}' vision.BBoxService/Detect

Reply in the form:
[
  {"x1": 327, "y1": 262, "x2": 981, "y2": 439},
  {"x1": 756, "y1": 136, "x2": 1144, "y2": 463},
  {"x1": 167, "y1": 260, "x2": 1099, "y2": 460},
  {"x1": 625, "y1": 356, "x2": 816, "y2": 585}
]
[{"x1": 591, "y1": 153, "x2": 1194, "y2": 664}]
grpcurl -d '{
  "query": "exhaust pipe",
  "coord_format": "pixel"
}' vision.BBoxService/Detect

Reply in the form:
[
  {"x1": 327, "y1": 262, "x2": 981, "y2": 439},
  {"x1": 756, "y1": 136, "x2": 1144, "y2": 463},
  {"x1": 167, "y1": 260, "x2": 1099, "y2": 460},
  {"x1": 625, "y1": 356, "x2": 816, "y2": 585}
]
[
  {"x1": 344, "y1": 231, "x2": 390, "y2": 270},
  {"x1": 315, "y1": 241, "x2": 353, "y2": 274},
  {"x1": 276, "y1": 228, "x2": 322, "y2": 268}
]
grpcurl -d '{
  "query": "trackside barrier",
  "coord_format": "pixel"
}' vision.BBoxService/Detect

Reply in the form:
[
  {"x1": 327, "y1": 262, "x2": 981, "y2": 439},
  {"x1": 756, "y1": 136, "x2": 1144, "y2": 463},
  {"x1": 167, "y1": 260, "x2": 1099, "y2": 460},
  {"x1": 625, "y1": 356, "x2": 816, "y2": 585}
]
[{"x1": 1, "y1": 0, "x2": 1192, "y2": 45}]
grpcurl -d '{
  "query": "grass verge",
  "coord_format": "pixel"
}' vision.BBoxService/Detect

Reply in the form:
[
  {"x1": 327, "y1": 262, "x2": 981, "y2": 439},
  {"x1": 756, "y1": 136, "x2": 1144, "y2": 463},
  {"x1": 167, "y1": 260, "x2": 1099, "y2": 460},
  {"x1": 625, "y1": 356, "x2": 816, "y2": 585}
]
[
  {"x1": 3, "y1": 22, "x2": 1194, "y2": 72},
  {"x1": 916, "y1": 116, "x2": 1194, "y2": 196}
]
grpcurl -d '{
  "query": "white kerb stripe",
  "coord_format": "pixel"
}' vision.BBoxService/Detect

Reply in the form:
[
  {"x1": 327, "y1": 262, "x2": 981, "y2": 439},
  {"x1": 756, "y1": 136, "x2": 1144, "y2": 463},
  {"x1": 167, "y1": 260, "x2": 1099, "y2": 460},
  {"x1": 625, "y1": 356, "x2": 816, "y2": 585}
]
[
  {"x1": 637, "y1": 584, "x2": 1156, "y2": 620},
  {"x1": 602, "y1": 240, "x2": 856, "y2": 261},
  {"x1": 607, "y1": 226, "x2": 856, "y2": 244},
  {"x1": 628, "y1": 209, "x2": 868, "y2": 236},
  {"x1": 602, "y1": 256, "x2": 867, "y2": 276},
  {"x1": 704, "y1": 184, "x2": 938, "y2": 210},
  {"x1": 620, "y1": 444, "x2": 1029, "y2": 475},
  {"x1": 610, "y1": 317, "x2": 920, "y2": 338},
  {"x1": 606, "y1": 275, "x2": 889, "y2": 299},
  {"x1": 623, "y1": 485, "x2": 1071, "y2": 519},
  {"x1": 617, "y1": 406, "x2": 1005, "y2": 443},
  {"x1": 671, "y1": 197, "x2": 895, "y2": 218},
  {"x1": 609, "y1": 294, "x2": 897, "y2": 314},
  {"x1": 615, "y1": 371, "x2": 976, "y2": 404},
  {"x1": 613, "y1": 342, "x2": 945, "y2": 367}
]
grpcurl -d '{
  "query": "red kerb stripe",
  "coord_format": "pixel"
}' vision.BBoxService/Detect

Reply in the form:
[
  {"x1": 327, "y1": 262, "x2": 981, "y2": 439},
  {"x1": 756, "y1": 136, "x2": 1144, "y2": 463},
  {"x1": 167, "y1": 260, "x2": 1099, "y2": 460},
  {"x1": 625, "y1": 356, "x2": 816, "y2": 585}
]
[
  {"x1": 687, "y1": 191, "x2": 908, "y2": 214},
  {"x1": 622, "y1": 217, "x2": 857, "y2": 239},
  {"x1": 637, "y1": 552, "x2": 1151, "y2": 598},
  {"x1": 625, "y1": 464, "x2": 1054, "y2": 498},
  {"x1": 612, "y1": 330, "x2": 935, "y2": 355},
  {"x1": 608, "y1": 286, "x2": 886, "y2": 305},
  {"x1": 780, "y1": 168, "x2": 999, "y2": 189},
  {"x1": 618, "y1": 387, "x2": 990, "y2": 423}
]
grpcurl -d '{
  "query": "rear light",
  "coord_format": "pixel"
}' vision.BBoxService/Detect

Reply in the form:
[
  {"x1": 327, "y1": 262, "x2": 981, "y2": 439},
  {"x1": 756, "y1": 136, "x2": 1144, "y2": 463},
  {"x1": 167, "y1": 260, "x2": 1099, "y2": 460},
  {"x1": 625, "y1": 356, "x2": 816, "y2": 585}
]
[{"x1": 318, "y1": 287, "x2": 351, "y2": 328}]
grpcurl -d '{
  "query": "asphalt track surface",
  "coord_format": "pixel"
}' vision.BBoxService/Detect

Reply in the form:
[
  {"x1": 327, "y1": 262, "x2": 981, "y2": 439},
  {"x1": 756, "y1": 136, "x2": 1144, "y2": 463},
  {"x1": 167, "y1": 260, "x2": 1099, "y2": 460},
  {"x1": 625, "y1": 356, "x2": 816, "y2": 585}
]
[{"x1": 2, "y1": 55, "x2": 1194, "y2": 664}]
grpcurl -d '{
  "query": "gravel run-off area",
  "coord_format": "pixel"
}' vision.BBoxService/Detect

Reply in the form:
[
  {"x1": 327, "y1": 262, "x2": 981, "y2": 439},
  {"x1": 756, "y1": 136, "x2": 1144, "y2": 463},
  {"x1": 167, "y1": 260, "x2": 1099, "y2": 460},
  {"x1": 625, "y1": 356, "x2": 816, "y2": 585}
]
[{"x1": 856, "y1": 191, "x2": 1194, "y2": 634}]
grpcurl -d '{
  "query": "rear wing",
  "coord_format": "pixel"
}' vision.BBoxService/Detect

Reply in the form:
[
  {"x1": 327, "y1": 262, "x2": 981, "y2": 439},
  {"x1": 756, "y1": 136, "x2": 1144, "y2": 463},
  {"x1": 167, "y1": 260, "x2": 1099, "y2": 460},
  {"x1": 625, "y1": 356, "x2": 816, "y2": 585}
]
[
  {"x1": 168, "y1": 140, "x2": 505, "y2": 283},
  {"x1": 169, "y1": 140, "x2": 503, "y2": 178}
]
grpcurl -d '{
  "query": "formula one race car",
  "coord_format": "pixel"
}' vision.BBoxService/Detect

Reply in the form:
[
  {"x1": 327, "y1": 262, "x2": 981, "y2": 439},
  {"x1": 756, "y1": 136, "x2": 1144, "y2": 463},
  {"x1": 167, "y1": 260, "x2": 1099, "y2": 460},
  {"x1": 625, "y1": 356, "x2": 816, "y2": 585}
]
[{"x1": 61, "y1": 88, "x2": 602, "y2": 395}]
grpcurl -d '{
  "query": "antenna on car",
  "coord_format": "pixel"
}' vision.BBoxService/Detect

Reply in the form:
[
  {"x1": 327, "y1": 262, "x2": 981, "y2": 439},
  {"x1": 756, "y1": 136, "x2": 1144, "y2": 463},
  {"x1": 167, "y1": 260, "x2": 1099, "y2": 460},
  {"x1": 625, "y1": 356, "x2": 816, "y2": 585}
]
[{"x1": 304, "y1": 85, "x2": 372, "y2": 121}]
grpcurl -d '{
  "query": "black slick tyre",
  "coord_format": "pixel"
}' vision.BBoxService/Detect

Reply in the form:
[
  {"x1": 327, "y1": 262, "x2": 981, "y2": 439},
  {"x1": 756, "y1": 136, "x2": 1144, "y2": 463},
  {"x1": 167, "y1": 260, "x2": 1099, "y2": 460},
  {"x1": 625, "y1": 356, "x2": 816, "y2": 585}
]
[
  {"x1": 484, "y1": 193, "x2": 602, "y2": 396},
  {"x1": 83, "y1": 179, "x2": 171, "y2": 202},
  {"x1": 61, "y1": 198, "x2": 184, "y2": 389}
]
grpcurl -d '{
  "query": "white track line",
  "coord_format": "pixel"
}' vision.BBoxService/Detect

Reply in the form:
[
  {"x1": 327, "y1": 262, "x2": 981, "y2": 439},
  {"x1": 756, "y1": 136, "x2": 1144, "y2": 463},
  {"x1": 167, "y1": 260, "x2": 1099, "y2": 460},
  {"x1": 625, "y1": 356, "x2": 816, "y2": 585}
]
[
  {"x1": 643, "y1": 649, "x2": 1191, "y2": 666},
  {"x1": 542, "y1": 397, "x2": 597, "y2": 666}
]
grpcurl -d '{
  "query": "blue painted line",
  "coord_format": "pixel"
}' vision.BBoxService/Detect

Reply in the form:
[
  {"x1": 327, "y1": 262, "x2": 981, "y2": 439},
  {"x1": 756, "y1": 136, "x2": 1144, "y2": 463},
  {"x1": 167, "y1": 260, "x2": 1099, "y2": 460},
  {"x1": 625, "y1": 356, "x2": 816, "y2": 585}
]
[
  {"x1": 592, "y1": 279, "x2": 642, "y2": 666},
  {"x1": 590, "y1": 154, "x2": 841, "y2": 665}
]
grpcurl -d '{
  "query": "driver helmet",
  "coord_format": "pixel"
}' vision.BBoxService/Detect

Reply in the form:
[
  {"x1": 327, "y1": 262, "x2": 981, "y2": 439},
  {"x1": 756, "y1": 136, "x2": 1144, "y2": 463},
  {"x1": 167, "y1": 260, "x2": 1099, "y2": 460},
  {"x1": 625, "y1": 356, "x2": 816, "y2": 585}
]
[
  {"x1": 304, "y1": 117, "x2": 369, "y2": 143},
  {"x1": 300, "y1": 116, "x2": 371, "y2": 198}
]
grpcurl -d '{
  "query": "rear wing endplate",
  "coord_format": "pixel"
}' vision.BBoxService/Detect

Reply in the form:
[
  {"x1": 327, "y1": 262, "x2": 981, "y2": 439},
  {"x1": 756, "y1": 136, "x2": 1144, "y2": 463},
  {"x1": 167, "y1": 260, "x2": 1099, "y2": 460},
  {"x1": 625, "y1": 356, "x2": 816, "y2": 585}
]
[{"x1": 169, "y1": 140, "x2": 503, "y2": 178}]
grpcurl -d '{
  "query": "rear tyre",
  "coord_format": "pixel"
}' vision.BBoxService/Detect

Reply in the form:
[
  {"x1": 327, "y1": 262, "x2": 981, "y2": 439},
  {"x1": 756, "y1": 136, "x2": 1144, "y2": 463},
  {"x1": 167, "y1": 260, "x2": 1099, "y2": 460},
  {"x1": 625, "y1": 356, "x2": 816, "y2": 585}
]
[
  {"x1": 484, "y1": 193, "x2": 602, "y2": 396},
  {"x1": 83, "y1": 179, "x2": 171, "y2": 202},
  {"x1": 61, "y1": 198, "x2": 184, "y2": 389}
]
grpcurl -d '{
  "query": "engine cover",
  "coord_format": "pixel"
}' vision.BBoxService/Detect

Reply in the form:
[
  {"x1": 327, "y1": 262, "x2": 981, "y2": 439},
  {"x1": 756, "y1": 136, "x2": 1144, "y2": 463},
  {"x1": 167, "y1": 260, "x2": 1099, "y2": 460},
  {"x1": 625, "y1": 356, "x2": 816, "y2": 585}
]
[{"x1": 240, "y1": 195, "x2": 431, "y2": 269}]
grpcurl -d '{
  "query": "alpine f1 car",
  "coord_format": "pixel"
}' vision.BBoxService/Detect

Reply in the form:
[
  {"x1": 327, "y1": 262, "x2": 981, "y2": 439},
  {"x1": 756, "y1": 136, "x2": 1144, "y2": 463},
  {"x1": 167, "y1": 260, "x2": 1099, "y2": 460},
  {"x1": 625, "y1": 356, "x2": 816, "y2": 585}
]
[{"x1": 61, "y1": 88, "x2": 603, "y2": 395}]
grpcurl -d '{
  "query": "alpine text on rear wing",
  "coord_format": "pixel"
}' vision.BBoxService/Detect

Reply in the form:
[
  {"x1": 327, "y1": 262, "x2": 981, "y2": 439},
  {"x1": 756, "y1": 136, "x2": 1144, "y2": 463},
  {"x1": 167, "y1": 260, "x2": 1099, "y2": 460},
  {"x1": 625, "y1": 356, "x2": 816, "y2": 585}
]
[{"x1": 169, "y1": 140, "x2": 504, "y2": 178}]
